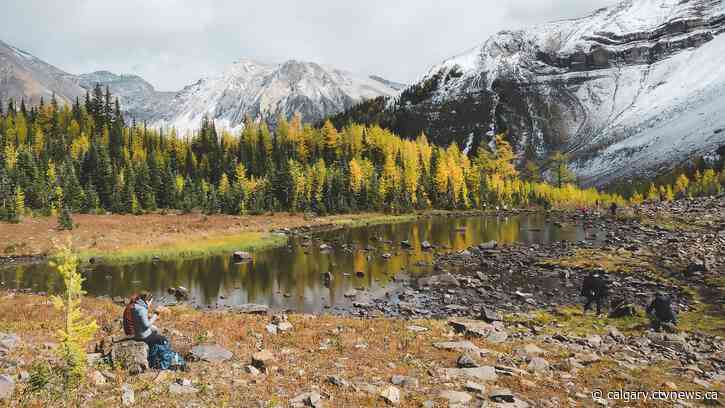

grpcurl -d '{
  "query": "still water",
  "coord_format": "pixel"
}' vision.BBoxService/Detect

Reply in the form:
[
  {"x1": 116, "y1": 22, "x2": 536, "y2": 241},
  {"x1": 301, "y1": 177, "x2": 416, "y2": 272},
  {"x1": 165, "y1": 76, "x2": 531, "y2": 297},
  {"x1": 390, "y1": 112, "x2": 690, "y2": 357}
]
[{"x1": 0, "y1": 214, "x2": 596, "y2": 313}]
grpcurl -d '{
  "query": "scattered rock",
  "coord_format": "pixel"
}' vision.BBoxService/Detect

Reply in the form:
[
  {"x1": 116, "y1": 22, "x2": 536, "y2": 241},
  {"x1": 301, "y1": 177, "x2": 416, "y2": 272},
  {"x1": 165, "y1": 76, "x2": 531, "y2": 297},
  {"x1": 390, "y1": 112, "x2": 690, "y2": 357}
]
[
  {"x1": 390, "y1": 375, "x2": 418, "y2": 388},
  {"x1": 432, "y1": 341, "x2": 489, "y2": 356},
  {"x1": 439, "y1": 390, "x2": 472, "y2": 406},
  {"x1": 0, "y1": 333, "x2": 20, "y2": 353},
  {"x1": 91, "y1": 371, "x2": 107, "y2": 386},
  {"x1": 457, "y1": 353, "x2": 480, "y2": 368},
  {"x1": 0, "y1": 375, "x2": 15, "y2": 400},
  {"x1": 168, "y1": 379, "x2": 198, "y2": 395},
  {"x1": 251, "y1": 350, "x2": 274, "y2": 372},
  {"x1": 232, "y1": 251, "x2": 253, "y2": 262},
  {"x1": 189, "y1": 344, "x2": 233, "y2": 363},
  {"x1": 606, "y1": 326, "x2": 625, "y2": 342},
  {"x1": 480, "y1": 307, "x2": 501, "y2": 323},
  {"x1": 421, "y1": 241, "x2": 433, "y2": 250},
  {"x1": 235, "y1": 304, "x2": 269, "y2": 315},
  {"x1": 379, "y1": 385, "x2": 401, "y2": 405},
  {"x1": 586, "y1": 335, "x2": 603, "y2": 348},
  {"x1": 326, "y1": 375, "x2": 349, "y2": 388},
  {"x1": 245, "y1": 365, "x2": 261, "y2": 376},
  {"x1": 609, "y1": 303, "x2": 637, "y2": 318},
  {"x1": 291, "y1": 391, "x2": 323, "y2": 408},
  {"x1": 527, "y1": 357, "x2": 549, "y2": 373},
  {"x1": 464, "y1": 381, "x2": 486, "y2": 394},
  {"x1": 121, "y1": 384, "x2": 134, "y2": 406},
  {"x1": 444, "y1": 366, "x2": 498, "y2": 382},
  {"x1": 319, "y1": 244, "x2": 332, "y2": 251},
  {"x1": 489, "y1": 388, "x2": 515, "y2": 403}
]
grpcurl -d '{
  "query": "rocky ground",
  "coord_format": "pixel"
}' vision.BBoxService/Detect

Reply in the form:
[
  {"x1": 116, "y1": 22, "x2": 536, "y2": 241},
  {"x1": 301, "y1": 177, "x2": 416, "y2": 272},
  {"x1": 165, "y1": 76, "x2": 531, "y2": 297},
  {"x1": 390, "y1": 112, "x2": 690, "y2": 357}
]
[
  {"x1": 0, "y1": 198, "x2": 723, "y2": 407},
  {"x1": 346, "y1": 196, "x2": 724, "y2": 324}
]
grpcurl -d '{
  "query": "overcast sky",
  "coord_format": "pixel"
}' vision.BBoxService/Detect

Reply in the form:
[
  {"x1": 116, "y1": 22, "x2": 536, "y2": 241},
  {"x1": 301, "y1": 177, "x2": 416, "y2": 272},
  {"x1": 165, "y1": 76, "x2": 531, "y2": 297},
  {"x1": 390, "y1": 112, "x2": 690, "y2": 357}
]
[{"x1": 1, "y1": 0, "x2": 614, "y2": 91}]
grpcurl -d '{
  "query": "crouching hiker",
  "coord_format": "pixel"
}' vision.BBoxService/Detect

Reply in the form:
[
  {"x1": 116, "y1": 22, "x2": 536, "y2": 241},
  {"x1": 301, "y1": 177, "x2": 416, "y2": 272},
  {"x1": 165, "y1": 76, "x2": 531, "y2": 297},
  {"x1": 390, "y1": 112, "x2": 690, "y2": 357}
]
[
  {"x1": 581, "y1": 270, "x2": 609, "y2": 316},
  {"x1": 123, "y1": 291, "x2": 187, "y2": 371},
  {"x1": 646, "y1": 292, "x2": 677, "y2": 332}
]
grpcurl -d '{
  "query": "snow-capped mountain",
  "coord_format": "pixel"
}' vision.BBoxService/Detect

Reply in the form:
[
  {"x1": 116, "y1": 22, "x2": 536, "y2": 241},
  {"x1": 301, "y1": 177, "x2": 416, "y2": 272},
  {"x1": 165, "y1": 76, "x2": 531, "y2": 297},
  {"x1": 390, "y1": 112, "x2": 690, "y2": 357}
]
[
  {"x1": 79, "y1": 59, "x2": 400, "y2": 133},
  {"x1": 336, "y1": 0, "x2": 725, "y2": 185},
  {"x1": 0, "y1": 41, "x2": 400, "y2": 132},
  {"x1": 0, "y1": 40, "x2": 83, "y2": 106},
  {"x1": 153, "y1": 59, "x2": 400, "y2": 132}
]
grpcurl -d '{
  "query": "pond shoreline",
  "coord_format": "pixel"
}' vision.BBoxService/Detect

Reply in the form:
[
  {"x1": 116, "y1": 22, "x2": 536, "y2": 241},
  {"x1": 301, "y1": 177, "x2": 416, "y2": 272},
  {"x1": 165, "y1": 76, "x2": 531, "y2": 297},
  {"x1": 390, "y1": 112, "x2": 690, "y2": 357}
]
[{"x1": 0, "y1": 208, "x2": 537, "y2": 268}]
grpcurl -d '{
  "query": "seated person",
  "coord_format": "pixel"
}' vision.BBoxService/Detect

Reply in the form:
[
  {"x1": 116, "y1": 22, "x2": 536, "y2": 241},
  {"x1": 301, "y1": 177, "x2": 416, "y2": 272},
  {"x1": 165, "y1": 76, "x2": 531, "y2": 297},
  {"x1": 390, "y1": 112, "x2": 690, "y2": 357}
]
[{"x1": 129, "y1": 292, "x2": 168, "y2": 347}]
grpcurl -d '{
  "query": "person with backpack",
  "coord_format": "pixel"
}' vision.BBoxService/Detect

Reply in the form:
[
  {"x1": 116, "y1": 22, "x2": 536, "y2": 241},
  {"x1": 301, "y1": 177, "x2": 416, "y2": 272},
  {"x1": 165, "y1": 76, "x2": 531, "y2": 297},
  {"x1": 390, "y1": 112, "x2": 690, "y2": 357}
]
[
  {"x1": 126, "y1": 292, "x2": 166, "y2": 347},
  {"x1": 581, "y1": 270, "x2": 609, "y2": 315},
  {"x1": 123, "y1": 292, "x2": 187, "y2": 370},
  {"x1": 646, "y1": 292, "x2": 677, "y2": 332}
]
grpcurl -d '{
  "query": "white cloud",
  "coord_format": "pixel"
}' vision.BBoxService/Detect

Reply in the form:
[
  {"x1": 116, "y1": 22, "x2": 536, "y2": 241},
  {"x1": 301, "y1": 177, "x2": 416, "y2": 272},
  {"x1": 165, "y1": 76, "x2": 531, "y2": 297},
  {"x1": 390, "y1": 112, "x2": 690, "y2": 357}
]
[{"x1": 0, "y1": 0, "x2": 614, "y2": 91}]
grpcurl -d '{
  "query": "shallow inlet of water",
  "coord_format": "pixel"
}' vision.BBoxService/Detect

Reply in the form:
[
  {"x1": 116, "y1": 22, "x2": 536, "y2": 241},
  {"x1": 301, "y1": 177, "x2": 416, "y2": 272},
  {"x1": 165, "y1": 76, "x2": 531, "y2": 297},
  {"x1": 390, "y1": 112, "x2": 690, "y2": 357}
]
[{"x1": 0, "y1": 214, "x2": 602, "y2": 313}]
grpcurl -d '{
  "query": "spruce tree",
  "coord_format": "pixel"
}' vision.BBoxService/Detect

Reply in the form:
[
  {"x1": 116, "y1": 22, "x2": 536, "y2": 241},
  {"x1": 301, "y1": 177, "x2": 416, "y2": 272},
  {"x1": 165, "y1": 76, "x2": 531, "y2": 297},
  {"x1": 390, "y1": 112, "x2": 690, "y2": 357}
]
[{"x1": 58, "y1": 207, "x2": 74, "y2": 230}]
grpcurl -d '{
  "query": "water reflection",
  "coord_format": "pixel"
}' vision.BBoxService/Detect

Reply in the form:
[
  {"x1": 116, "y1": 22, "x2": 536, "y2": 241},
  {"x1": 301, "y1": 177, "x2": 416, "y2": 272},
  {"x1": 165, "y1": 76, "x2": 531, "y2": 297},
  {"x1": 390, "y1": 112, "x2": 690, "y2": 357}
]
[{"x1": 0, "y1": 214, "x2": 596, "y2": 313}]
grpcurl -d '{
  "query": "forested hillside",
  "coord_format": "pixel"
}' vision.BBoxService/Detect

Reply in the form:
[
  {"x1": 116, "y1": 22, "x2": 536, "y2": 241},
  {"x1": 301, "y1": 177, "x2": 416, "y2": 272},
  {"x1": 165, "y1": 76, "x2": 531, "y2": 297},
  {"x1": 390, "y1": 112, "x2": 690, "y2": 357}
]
[{"x1": 0, "y1": 86, "x2": 624, "y2": 223}]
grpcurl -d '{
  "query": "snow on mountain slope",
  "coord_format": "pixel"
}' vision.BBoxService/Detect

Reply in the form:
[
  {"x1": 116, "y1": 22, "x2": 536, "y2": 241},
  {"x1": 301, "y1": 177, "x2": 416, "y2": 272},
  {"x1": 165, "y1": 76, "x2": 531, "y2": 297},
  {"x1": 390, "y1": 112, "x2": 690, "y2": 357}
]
[
  {"x1": 149, "y1": 59, "x2": 399, "y2": 133},
  {"x1": 0, "y1": 40, "x2": 400, "y2": 133},
  {"x1": 344, "y1": 0, "x2": 725, "y2": 186},
  {"x1": 79, "y1": 59, "x2": 399, "y2": 133},
  {"x1": 0, "y1": 40, "x2": 83, "y2": 105}
]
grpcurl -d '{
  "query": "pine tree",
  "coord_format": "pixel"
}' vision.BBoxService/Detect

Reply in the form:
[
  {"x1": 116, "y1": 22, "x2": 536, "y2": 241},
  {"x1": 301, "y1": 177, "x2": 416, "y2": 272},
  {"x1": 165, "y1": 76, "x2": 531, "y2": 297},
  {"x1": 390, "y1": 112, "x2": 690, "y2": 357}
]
[{"x1": 58, "y1": 207, "x2": 74, "y2": 230}]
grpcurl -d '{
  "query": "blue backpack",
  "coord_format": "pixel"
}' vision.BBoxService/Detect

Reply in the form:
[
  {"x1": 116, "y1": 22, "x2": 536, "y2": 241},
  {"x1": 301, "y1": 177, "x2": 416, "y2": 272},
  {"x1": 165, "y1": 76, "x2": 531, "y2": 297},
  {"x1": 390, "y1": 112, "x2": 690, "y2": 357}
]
[{"x1": 148, "y1": 341, "x2": 186, "y2": 370}]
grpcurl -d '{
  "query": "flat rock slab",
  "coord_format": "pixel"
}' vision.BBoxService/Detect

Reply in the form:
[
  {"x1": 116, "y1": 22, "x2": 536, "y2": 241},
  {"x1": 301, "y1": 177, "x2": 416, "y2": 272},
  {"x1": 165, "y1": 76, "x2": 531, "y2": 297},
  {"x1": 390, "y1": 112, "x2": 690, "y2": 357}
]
[
  {"x1": 168, "y1": 383, "x2": 198, "y2": 395},
  {"x1": 0, "y1": 374, "x2": 15, "y2": 400},
  {"x1": 190, "y1": 344, "x2": 233, "y2": 363},
  {"x1": 448, "y1": 319, "x2": 507, "y2": 343},
  {"x1": 0, "y1": 333, "x2": 20, "y2": 353},
  {"x1": 440, "y1": 390, "x2": 472, "y2": 405},
  {"x1": 432, "y1": 341, "x2": 489, "y2": 356},
  {"x1": 379, "y1": 385, "x2": 401, "y2": 405},
  {"x1": 444, "y1": 366, "x2": 498, "y2": 382},
  {"x1": 235, "y1": 304, "x2": 269, "y2": 315}
]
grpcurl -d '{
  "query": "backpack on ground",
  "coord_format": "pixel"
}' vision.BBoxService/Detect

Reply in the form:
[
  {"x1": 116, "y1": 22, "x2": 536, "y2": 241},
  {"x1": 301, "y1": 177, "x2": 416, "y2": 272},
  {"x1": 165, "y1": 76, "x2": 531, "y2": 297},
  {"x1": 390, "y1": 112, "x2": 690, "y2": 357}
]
[
  {"x1": 123, "y1": 295, "x2": 140, "y2": 336},
  {"x1": 148, "y1": 341, "x2": 186, "y2": 371}
]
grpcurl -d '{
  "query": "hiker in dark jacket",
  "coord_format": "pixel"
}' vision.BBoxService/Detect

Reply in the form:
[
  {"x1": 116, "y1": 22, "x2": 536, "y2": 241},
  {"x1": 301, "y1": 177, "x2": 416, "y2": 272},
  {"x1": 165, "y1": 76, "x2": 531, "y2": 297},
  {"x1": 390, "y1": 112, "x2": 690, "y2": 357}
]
[
  {"x1": 646, "y1": 292, "x2": 677, "y2": 331},
  {"x1": 131, "y1": 292, "x2": 167, "y2": 347},
  {"x1": 581, "y1": 271, "x2": 609, "y2": 315}
]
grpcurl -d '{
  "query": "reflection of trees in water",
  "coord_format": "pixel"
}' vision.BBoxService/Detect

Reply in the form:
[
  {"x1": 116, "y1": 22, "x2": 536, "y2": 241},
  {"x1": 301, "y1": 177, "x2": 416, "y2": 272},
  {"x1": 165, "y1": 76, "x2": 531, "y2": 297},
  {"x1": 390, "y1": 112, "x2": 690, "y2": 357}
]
[{"x1": 3, "y1": 215, "x2": 593, "y2": 310}]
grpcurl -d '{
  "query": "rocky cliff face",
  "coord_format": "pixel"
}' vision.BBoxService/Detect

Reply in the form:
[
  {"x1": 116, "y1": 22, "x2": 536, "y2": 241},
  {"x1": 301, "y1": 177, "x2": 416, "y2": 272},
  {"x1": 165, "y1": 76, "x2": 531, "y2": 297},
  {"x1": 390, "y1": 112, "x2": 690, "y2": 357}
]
[
  {"x1": 0, "y1": 40, "x2": 83, "y2": 106},
  {"x1": 334, "y1": 0, "x2": 725, "y2": 185}
]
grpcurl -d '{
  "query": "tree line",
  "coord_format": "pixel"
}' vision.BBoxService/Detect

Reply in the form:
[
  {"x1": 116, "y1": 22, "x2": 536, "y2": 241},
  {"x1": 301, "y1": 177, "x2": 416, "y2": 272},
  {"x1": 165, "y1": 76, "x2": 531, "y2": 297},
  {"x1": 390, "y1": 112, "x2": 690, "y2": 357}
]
[{"x1": 0, "y1": 86, "x2": 625, "y2": 223}]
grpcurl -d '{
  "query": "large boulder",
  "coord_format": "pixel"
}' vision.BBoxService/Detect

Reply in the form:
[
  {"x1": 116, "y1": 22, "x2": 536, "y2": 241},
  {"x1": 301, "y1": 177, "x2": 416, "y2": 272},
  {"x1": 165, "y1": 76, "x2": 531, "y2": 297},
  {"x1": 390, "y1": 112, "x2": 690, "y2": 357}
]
[
  {"x1": 189, "y1": 344, "x2": 233, "y2": 363},
  {"x1": 111, "y1": 341, "x2": 149, "y2": 375}
]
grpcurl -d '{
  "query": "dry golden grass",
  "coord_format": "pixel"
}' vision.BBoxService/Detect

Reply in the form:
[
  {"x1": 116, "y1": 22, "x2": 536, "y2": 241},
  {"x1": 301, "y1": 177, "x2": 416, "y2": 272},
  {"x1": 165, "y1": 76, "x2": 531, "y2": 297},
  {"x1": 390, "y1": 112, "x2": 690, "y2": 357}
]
[{"x1": 0, "y1": 292, "x2": 718, "y2": 407}]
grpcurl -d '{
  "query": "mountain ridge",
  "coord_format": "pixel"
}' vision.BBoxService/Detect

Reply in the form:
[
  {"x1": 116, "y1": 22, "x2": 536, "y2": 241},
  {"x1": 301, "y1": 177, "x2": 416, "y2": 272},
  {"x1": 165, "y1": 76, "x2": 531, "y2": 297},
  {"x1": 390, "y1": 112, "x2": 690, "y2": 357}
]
[
  {"x1": 0, "y1": 42, "x2": 401, "y2": 132},
  {"x1": 331, "y1": 0, "x2": 725, "y2": 186}
]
